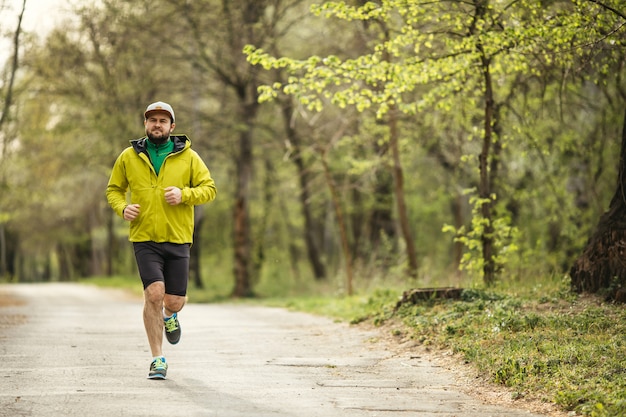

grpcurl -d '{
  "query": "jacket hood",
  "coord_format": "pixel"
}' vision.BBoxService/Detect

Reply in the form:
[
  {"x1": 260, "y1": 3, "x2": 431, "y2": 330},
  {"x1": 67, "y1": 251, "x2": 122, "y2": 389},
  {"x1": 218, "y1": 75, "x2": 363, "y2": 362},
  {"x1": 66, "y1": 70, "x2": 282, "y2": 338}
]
[{"x1": 131, "y1": 134, "x2": 190, "y2": 154}]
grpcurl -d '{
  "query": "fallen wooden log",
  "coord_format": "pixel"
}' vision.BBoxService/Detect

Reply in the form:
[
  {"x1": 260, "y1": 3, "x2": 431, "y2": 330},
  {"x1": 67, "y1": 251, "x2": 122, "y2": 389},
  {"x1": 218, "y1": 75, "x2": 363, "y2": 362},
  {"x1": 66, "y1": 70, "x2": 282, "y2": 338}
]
[{"x1": 394, "y1": 287, "x2": 464, "y2": 311}]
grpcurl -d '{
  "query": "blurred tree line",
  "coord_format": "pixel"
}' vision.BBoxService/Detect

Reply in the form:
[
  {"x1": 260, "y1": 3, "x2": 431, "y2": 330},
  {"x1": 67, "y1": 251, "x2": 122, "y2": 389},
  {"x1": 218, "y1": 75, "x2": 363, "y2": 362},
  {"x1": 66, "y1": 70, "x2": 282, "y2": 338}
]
[{"x1": 0, "y1": 0, "x2": 625, "y2": 299}]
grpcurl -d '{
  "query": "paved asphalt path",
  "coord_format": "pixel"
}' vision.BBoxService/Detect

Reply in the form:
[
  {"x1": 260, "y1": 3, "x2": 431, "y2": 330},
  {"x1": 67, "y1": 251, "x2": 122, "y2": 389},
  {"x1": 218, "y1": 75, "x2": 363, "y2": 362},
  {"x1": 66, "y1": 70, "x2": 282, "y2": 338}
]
[{"x1": 0, "y1": 283, "x2": 549, "y2": 417}]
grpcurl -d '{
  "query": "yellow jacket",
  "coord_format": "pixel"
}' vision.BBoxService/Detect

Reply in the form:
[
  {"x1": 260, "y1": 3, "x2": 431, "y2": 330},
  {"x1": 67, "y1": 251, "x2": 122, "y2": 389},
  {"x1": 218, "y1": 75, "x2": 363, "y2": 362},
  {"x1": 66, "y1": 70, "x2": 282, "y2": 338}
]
[{"x1": 106, "y1": 135, "x2": 216, "y2": 244}]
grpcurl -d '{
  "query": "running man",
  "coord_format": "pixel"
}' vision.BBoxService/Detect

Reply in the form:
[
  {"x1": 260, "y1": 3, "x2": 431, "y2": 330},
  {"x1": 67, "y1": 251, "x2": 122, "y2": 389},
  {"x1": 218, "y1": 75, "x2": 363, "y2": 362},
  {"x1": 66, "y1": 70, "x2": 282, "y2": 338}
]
[{"x1": 106, "y1": 101, "x2": 216, "y2": 379}]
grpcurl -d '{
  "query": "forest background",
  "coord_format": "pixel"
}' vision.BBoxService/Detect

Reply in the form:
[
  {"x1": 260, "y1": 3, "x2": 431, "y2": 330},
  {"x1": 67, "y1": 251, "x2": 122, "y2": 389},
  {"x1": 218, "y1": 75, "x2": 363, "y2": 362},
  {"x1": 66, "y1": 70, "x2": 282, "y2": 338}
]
[{"x1": 1, "y1": 0, "x2": 625, "y2": 301}]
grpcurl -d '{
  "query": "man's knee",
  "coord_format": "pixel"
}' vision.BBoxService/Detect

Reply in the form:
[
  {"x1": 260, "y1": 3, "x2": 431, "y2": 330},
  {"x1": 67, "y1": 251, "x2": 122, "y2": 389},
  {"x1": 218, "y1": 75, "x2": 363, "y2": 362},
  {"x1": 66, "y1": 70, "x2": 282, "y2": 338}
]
[
  {"x1": 144, "y1": 282, "x2": 165, "y2": 305},
  {"x1": 164, "y1": 294, "x2": 186, "y2": 314}
]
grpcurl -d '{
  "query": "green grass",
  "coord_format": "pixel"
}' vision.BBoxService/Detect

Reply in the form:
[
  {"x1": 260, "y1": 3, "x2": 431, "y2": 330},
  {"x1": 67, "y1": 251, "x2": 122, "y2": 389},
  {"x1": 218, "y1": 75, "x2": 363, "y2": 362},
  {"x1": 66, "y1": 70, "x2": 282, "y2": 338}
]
[
  {"x1": 80, "y1": 274, "x2": 235, "y2": 302},
  {"x1": 80, "y1": 275, "x2": 144, "y2": 297},
  {"x1": 79, "y1": 273, "x2": 625, "y2": 416},
  {"x1": 253, "y1": 288, "x2": 400, "y2": 323},
  {"x1": 362, "y1": 280, "x2": 626, "y2": 417}
]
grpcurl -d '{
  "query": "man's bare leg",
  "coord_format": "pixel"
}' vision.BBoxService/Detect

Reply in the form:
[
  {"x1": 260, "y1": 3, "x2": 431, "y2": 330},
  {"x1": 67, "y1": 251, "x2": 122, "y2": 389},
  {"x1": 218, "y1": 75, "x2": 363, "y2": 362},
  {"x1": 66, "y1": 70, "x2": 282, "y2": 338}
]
[{"x1": 144, "y1": 282, "x2": 166, "y2": 357}]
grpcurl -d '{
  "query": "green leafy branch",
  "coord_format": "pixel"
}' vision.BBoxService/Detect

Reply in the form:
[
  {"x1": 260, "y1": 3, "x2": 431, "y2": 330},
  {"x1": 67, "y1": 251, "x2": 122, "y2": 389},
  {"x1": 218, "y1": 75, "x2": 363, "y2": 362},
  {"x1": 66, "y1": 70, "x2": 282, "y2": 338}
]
[{"x1": 443, "y1": 189, "x2": 521, "y2": 281}]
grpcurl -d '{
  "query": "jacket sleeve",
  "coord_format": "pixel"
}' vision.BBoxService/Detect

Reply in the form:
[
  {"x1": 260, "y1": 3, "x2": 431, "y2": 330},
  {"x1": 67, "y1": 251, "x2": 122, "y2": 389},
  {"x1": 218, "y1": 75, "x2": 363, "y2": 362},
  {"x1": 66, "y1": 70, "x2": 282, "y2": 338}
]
[
  {"x1": 106, "y1": 152, "x2": 130, "y2": 218},
  {"x1": 181, "y1": 151, "x2": 217, "y2": 206}
]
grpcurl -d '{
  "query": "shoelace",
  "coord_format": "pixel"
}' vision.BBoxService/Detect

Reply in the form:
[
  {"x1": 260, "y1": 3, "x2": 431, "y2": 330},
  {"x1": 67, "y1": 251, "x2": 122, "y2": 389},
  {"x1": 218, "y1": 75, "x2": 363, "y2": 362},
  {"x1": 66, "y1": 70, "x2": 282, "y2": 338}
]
[
  {"x1": 152, "y1": 358, "x2": 166, "y2": 370},
  {"x1": 164, "y1": 315, "x2": 179, "y2": 332}
]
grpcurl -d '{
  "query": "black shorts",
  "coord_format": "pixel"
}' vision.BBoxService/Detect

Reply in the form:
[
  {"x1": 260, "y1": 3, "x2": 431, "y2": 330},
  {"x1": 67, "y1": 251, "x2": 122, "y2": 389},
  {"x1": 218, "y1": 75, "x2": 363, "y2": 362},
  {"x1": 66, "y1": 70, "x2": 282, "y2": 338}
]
[{"x1": 133, "y1": 242, "x2": 191, "y2": 296}]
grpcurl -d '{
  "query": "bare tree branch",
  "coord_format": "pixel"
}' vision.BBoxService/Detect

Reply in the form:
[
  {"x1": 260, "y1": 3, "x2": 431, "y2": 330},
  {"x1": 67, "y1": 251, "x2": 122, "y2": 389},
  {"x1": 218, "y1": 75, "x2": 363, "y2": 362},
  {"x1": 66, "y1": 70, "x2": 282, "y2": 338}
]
[{"x1": 0, "y1": 0, "x2": 26, "y2": 134}]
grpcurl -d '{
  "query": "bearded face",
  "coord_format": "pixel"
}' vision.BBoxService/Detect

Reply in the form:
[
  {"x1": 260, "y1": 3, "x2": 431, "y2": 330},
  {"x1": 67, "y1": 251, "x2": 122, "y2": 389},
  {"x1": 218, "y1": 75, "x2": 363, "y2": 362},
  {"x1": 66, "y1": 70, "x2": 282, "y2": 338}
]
[{"x1": 144, "y1": 111, "x2": 175, "y2": 144}]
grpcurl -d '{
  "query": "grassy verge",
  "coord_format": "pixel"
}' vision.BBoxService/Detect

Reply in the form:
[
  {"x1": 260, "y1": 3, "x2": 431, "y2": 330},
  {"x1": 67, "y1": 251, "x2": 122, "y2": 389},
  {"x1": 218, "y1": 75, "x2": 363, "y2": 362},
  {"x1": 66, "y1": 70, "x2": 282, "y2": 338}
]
[
  {"x1": 280, "y1": 279, "x2": 625, "y2": 417},
  {"x1": 392, "y1": 289, "x2": 625, "y2": 416},
  {"x1": 79, "y1": 274, "x2": 625, "y2": 416}
]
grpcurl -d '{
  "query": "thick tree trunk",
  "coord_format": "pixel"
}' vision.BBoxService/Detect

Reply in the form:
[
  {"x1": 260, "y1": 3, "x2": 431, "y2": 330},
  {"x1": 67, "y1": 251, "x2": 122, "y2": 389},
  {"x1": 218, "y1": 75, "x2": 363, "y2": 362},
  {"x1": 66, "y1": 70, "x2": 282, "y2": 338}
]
[
  {"x1": 570, "y1": 106, "x2": 626, "y2": 301},
  {"x1": 230, "y1": 0, "x2": 264, "y2": 298},
  {"x1": 232, "y1": 111, "x2": 255, "y2": 297}
]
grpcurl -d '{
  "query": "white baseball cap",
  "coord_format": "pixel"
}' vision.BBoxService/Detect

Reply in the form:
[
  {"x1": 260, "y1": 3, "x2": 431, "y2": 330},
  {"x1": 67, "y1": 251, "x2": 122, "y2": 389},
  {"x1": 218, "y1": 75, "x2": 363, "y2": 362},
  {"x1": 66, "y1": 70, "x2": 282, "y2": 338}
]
[{"x1": 144, "y1": 101, "x2": 175, "y2": 122}]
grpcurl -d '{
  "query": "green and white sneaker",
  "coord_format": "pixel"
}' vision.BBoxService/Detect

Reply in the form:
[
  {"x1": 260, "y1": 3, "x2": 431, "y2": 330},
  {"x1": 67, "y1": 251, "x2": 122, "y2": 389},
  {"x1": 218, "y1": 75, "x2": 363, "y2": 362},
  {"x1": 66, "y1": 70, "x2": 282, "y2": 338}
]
[
  {"x1": 164, "y1": 312, "x2": 181, "y2": 345},
  {"x1": 148, "y1": 357, "x2": 168, "y2": 380}
]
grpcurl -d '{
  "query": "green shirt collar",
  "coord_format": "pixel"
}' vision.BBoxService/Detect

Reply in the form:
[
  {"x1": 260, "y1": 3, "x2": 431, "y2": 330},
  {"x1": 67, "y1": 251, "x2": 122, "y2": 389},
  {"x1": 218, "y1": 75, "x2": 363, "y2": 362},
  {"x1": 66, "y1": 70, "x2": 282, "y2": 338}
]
[{"x1": 146, "y1": 138, "x2": 174, "y2": 175}]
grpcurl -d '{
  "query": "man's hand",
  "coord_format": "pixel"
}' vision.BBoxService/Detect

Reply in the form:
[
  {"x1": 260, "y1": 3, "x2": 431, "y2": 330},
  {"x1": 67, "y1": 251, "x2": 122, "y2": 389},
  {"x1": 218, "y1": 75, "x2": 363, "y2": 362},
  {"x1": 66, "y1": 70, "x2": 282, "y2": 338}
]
[
  {"x1": 123, "y1": 204, "x2": 141, "y2": 221},
  {"x1": 164, "y1": 186, "x2": 182, "y2": 205}
]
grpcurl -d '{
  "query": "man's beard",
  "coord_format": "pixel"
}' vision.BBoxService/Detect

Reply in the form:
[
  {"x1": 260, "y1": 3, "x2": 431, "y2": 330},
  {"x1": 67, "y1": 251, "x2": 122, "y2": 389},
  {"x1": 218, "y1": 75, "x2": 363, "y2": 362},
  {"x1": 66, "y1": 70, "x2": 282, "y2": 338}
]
[{"x1": 147, "y1": 129, "x2": 170, "y2": 145}]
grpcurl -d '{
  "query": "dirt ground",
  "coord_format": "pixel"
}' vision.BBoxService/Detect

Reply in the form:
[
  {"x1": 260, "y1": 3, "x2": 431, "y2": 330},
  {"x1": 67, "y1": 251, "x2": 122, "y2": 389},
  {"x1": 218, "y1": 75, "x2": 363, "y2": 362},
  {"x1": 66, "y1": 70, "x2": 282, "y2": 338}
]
[{"x1": 0, "y1": 291, "x2": 27, "y2": 327}]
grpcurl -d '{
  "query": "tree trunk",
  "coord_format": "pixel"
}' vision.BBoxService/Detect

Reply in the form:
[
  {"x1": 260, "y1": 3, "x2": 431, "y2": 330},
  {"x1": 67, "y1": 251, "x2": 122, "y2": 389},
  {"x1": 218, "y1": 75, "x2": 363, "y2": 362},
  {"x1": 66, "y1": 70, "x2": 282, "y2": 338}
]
[
  {"x1": 74, "y1": 237, "x2": 92, "y2": 279},
  {"x1": 232, "y1": 112, "x2": 255, "y2": 297},
  {"x1": 450, "y1": 194, "x2": 464, "y2": 272},
  {"x1": 251, "y1": 158, "x2": 275, "y2": 285},
  {"x1": 105, "y1": 210, "x2": 115, "y2": 276},
  {"x1": 0, "y1": 225, "x2": 6, "y2": 278},
  {"x1": 89, "y1": 208, "x2": 103, "y2": 276},
  {"x1": 380, "y1": 26, "x2": 417, "y2": 278},
  {"x1": 279, "y1": 98, "x2": 327, "y2": 280},
  {"x1": 479, "y1": 54, "x2": 496, "y2": 285},
  {"x1": 0, "y1": 1, "x2": 25, "y2": 280},
  {"x1": 321, "y1": 152, "x2": 354, "y2": 295},
  {"x1": 190, "y1": 57, "x2": 204, "y2": 290},
  {"x1": 369, "y1": 161, "x2": 396, "y2": 253},
  {"x1": 229, "y1": 0, "x2": 265, "y2": 298},
  {"x1": 389, "y1": 105, "x2": 418, "y2": 278},
  {"x1": 57, "y1": 244, "x2": 72, "y2": 282},
  {"x1": 570, "y1": 106, "x2": 626, "y2": 301},
  {"x1": 353, "y1": 3, "x2": 397, "y2": 263},
  {"x1": 191, "y1": 206, "x2": 204, "y2": 289},
  {"x1": 0, "y1": 0, "x2": 25, "y2": 136},
  {"x1": 3, "y1": 228, "x2": 17, "y2": 280},
  {"x1": 232, "y1": 76, "x2": 259, "y2": 297}
]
